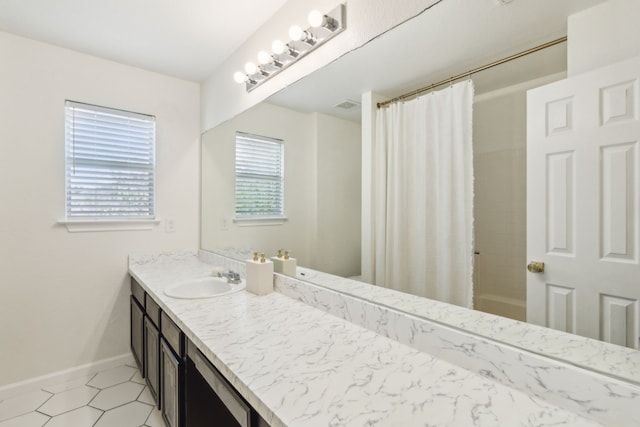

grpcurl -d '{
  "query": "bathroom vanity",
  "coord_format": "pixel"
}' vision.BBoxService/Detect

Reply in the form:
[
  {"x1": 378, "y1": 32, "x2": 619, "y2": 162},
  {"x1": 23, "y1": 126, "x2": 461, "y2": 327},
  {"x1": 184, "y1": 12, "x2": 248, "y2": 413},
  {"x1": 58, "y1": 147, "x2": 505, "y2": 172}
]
[
  {"x1": 129, "y1": 250, "x2": 639, "y2": 426},
  {"x1": 131, "y1": 277, "x2": 183, "y2": 426},
  {"x1": 130, "y1": 272, "x2": 268, "y2": 427}
]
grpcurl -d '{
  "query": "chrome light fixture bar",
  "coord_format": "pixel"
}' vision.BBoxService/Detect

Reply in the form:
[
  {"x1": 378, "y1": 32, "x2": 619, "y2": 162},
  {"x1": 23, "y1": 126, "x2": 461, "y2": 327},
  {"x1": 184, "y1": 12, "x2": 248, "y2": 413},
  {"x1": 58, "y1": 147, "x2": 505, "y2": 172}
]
[{"x1": 233, "y1": 4, "x2": 346, "y2": 92}]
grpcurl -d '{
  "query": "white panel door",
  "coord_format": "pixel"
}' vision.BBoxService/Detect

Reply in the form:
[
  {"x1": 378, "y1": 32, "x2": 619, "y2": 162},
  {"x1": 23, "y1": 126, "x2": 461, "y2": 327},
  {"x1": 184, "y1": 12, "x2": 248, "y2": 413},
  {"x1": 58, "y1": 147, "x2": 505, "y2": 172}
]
[{"x1": 527, "y1": 56, "x2": 640, "y2": 349}]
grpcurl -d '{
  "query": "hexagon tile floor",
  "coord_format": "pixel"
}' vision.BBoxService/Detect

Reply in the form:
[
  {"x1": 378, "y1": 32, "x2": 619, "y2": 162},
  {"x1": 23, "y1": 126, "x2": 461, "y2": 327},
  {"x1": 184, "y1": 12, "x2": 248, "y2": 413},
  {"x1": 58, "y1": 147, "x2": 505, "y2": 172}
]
[{"x1": 0, "y1": 364, "x2": 165, "y2": 427}]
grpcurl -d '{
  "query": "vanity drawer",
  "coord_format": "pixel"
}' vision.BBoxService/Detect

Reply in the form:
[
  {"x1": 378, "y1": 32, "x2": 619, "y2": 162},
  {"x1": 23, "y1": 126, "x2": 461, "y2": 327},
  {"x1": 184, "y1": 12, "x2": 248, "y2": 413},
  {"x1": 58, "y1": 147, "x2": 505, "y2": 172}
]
[
  {"x1": 161, "y1": 311, "x2": 184, "y2": 357},
  {"x1": 146, "y1": 295, "x2": 161, "y2": 327},
  {"x1": 131, "y1": 277, "x2": 145, "y2": 307},
  {"x1": 186, "y1": 340, "x2": 252, "y2": 427}
]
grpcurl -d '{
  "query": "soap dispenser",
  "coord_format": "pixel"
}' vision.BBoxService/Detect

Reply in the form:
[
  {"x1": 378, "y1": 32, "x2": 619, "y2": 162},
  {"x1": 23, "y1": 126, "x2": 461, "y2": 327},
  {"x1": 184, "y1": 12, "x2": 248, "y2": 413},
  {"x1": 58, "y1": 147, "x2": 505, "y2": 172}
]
[
  {"x1": 245, "y1": 252, "x2": 273, "y2": 295},
  {"x1": 271, "y1": 249, "x2": 296, "y2": 276}
]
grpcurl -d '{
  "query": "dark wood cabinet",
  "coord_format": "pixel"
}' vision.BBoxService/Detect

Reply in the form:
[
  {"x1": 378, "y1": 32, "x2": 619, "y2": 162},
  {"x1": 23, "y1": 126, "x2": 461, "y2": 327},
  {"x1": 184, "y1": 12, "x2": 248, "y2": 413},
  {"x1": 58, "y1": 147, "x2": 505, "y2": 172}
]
[
  {"x1": 160, "y1": 311, "x2": 184, "y2": 427},
  {"x1": 185, "y1": 341, "x2": 269, "y2": 427},
  {"x1": 161, "y1": 339, "x2": 182, "y2": 427},
  {"x1": 144, "y1": 316, "x2": 160, "y2": 406},
  {"x1": 129, "y1": 280, "x2": 161, "y2": 409},
  {"x1": 130, "y1": 296, "x2": 145, "y2": 376}
]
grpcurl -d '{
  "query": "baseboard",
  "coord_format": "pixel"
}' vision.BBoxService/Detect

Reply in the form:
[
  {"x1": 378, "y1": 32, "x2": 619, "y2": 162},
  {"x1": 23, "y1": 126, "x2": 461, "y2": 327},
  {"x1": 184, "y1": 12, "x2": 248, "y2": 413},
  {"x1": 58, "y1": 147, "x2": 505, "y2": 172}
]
[{"x1": 0, "y1": 353, "x2": 135, "y2": 401}]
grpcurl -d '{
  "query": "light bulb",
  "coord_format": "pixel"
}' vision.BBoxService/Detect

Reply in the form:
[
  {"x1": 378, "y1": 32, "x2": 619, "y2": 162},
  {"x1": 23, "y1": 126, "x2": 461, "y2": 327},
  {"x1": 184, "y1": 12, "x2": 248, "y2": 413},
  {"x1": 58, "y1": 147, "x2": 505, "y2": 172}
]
[
  {"x1": 272, "y1": 39, "x2": 285, "y2": 55},
  {"x1": 233, "y1": 71, "x2": 246, "y2": 84},
  {"x1": 289, "y1": 25, "x2": 304, "y2": 41},
  {"x1": 244, "y1": 62, "x2": 257, "y2": 75},
  {"x1": 308, "y1": 10, "x2": 324, "y2": 27},
  {"x1": 257, "y1": 50, "x2": 271, "y2": 65}
]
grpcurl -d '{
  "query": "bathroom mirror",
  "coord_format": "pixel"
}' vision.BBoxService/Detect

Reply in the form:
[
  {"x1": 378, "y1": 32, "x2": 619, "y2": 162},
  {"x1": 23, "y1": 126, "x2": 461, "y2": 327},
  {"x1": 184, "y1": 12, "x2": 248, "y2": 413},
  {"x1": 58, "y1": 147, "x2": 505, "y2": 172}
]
[{"x1": 201, "y1": 0, "x2": 640, "y2": 384}]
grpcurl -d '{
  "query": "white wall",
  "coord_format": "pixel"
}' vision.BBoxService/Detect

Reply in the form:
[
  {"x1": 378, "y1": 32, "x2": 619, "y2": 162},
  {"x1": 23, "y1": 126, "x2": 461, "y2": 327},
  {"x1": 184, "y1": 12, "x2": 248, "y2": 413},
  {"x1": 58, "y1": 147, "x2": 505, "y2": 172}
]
[
  {"x1": 201, "y1": 0, "x2": 439, "y2": 131},
  {"x1": 201, "y1": 103, "x2": 361, "y2": 275},
  {"x1": 0, "y1": 31, "x2": 200, "y2": 386},
  {"x1": 315, "y1": 113, "x2": 361, "y2": 277},
  {"x1": 568, "y1": 0, "x2": 640, "y2": 76}
]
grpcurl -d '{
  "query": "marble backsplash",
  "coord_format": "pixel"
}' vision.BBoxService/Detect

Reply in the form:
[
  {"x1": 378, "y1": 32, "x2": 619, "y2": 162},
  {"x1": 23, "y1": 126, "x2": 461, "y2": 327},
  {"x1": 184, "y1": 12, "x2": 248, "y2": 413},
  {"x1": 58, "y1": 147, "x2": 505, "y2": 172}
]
[{"x1": 294, "y1": 266, "x2": 640, "y2": 385}]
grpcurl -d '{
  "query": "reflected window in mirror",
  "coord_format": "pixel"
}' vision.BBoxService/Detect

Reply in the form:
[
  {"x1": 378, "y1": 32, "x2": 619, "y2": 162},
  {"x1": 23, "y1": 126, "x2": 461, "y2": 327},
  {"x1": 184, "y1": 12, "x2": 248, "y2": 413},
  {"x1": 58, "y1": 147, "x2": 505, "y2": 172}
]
[{"x1": 234, "y1": 132, "x2": 285, "y2": 219}]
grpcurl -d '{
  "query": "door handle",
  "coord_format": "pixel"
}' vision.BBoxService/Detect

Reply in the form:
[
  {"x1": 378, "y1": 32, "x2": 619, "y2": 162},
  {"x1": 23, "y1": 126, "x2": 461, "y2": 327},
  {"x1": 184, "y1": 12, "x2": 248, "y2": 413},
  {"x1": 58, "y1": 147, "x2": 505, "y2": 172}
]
[{"x1": 527, "y1": 261, "x2": 544, "y2": 273}]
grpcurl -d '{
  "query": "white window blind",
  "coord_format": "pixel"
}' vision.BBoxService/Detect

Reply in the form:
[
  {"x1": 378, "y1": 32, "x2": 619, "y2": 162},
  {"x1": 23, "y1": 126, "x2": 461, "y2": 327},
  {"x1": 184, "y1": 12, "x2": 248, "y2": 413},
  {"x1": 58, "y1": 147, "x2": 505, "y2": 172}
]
[
  {"x1": 235, "y1": 132, "x2": 284, "y2": 218},
  {"x1": 65, "y1": 101, "x2": 156, "y2": 219}
]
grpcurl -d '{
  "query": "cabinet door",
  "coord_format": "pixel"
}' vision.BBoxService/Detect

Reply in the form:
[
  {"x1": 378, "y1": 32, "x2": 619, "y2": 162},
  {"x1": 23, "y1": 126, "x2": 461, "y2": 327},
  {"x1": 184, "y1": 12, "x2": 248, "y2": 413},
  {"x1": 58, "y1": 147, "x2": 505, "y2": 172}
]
[
  {"x1": 144, "y1": 316, "x2": 160, "y2": 407},
  {"x1": 161, "y1": 339, "x2": 182, "y2": 427},
  {"x1": 130, "y1": 297, "x2": 144, "y2": 376}
]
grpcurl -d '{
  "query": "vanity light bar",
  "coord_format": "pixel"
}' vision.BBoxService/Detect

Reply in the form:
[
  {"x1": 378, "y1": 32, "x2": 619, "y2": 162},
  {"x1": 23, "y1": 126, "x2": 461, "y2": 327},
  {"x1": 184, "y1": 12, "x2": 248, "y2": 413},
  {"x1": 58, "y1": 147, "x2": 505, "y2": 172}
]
[{"x1": 233, "y1": 4, "x2": 346, "y2": 93}]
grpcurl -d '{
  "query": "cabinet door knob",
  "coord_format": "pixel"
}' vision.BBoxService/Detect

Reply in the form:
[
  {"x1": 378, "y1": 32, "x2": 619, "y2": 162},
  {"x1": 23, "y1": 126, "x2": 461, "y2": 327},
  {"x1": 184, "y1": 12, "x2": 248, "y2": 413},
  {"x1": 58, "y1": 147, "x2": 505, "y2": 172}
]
[{"x1": 527, "y1": 261, "x2": 545, "y2": 273}]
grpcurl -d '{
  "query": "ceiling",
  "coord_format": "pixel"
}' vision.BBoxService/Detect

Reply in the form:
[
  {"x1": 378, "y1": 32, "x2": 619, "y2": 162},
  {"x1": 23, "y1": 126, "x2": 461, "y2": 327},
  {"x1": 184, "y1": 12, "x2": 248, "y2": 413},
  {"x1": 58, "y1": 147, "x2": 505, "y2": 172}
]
[
  {"x1": 268, "y1": 0, "x2": 605, "y2": 122},
  {"x1": 0, "y1": 0, "x2": 288, "y2": 82},
  {"x1": 0, "y1": 0, "x2": 606, "y2": 114}
]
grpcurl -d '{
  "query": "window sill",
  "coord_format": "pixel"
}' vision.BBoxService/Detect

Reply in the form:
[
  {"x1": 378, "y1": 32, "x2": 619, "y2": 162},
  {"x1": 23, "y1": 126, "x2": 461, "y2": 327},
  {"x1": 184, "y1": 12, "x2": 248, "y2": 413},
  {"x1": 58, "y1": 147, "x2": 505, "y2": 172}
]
[
  {"x1": 57, "y1": 219, "x2": 160, "y2": 233},
  {"x1": 233, "y1": 216, "x2": 288, "y2": 227}
]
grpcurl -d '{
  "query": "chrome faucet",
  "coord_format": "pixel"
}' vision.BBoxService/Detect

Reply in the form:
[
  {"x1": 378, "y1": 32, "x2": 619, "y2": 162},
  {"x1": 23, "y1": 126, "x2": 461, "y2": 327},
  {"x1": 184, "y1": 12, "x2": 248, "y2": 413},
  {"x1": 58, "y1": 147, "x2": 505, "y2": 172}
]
[{"x1": 218, "y1": 270, "x2": 241, "y2": 284}]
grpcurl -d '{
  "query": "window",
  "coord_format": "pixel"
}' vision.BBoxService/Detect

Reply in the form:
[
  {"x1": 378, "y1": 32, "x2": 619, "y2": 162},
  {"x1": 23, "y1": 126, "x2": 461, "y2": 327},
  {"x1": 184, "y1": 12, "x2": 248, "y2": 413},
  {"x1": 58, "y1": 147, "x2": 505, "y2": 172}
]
[
  {"x1": 65, "y1": 101, "x2": 156, "y2": 220},
  {"x1": 235, "y1": 132, "x2": 284, "y2": 219}
]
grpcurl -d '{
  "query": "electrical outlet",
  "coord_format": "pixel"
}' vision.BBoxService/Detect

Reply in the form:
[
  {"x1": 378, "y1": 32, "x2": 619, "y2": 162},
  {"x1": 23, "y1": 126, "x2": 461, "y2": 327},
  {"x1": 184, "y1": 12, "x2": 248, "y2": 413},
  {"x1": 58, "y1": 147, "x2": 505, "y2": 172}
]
[
  {"x1": 220, "y1": 218, "x2": 229, "y2": 231},
  {"x1": 165, "y1": 219, "x2": 176, "y2": 233}
]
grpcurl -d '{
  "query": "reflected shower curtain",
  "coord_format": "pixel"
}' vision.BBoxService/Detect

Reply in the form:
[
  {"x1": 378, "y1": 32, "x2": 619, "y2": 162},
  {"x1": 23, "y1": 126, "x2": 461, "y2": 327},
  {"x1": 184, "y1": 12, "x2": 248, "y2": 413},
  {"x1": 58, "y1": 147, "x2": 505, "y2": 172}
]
[{"x1": 373, "y1": 80, "x2": 474, "y2": 308}]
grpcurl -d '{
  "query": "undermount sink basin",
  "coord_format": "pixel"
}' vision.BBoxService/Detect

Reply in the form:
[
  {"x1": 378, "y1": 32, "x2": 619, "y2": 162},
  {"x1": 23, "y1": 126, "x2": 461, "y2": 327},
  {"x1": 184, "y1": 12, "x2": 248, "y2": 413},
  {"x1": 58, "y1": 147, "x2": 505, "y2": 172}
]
[{"x1": 164, "y1": 276, "x2": 245, "y2": 299}]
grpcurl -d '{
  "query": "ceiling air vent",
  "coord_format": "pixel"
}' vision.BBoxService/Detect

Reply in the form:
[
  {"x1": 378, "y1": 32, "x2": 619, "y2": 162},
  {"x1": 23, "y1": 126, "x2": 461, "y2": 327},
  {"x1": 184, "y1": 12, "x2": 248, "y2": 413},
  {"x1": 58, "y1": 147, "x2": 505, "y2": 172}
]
[{"x1": 334, "y1": 100, "x2": 361, "y2": 110}]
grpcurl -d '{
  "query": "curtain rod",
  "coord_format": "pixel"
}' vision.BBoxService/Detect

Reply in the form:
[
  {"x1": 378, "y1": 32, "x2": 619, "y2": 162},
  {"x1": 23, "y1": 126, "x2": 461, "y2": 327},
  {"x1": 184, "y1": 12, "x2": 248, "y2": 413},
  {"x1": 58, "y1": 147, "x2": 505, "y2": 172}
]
[{"x1": 377, "y1": 36, "x2": 567, "y2": 108}]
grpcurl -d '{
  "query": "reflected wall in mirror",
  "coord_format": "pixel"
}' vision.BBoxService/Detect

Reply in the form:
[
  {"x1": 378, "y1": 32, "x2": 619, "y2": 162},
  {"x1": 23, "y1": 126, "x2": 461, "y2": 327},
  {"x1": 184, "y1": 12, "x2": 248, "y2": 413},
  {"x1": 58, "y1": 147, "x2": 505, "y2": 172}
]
[
  {"x1": 203, "y1": 49, "x2": 564, "y2": 317},
  {"x1": 201, "y1": 102, "x2": 361, "y2": 278},
  {"x1": 201, "y1": 0, "x2": 640, "y2": 384}
]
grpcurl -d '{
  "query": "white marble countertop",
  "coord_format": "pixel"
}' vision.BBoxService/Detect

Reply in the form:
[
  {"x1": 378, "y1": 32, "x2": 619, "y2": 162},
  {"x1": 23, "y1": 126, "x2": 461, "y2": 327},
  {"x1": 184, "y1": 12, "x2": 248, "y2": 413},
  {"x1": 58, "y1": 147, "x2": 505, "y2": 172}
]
[{"x1": 129, "y1": 251, "x2": 602, "y2": 426}]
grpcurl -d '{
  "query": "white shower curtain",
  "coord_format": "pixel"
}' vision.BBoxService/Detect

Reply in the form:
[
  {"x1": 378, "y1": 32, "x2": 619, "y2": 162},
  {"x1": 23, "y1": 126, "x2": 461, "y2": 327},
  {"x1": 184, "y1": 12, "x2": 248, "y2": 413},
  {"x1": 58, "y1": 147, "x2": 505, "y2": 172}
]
[{"x1": 373, "y1": 80, "x2": 474, "y2": 308}]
